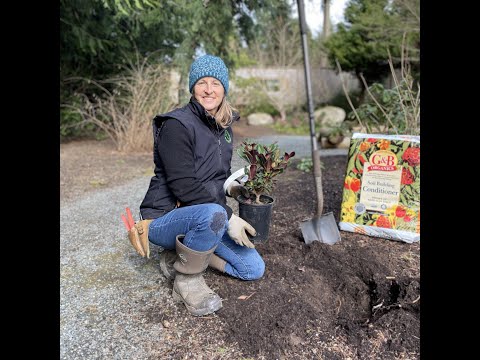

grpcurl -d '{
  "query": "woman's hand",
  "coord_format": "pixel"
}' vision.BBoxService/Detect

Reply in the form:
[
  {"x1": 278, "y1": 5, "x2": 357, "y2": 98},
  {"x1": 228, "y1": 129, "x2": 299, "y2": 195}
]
[{"x1": 227, "y1": 182, "x2": 250, "y2": 200}]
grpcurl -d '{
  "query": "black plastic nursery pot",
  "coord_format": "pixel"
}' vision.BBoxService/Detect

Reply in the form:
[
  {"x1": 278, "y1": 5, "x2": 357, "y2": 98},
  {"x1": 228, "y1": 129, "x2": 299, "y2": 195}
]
[{"x1": 237, "y1": 194, "x2": 275, "y2": 244}]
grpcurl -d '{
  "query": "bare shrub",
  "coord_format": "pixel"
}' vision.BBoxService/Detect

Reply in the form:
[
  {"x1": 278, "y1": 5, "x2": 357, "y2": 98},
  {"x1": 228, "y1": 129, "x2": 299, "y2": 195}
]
[
  {"x1": 63, "y1": 56, "x2": 175, "y2": 152},
  {"x1": 337, "y1": 45, "x2": 420, "y2": 136},
  {"x1": 232, "y1": 17, "x2": 303, "y2": 123}
]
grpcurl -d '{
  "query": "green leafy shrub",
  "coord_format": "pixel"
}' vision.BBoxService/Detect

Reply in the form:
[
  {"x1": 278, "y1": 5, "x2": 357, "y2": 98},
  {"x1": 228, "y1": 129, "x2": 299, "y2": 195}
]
[
  {"x1": 60, "y1": 92, "x2": 98, "y2": 140},
  {"x1": 328, "y1": 90, "x2": 362, "y2": 114},
  {"x1": 296, "y1": 157, "x2": 315, "y2": 173},
  {"x1": 343, "y1": 56, "x2": 420, "y2": 136},
  {"x1": 347, "y1": 76, "x2": 419, "y2": 135}
]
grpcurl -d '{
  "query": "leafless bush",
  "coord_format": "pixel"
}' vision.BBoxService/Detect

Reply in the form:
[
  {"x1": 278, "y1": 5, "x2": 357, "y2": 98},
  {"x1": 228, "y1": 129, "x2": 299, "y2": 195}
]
[
  {"x1": 235, "y1": 17, "x2": 303, "y2": 122},
  {"x1": 337, "y1": 44, "x2": 420, "y2": 136},
  {"x1": 63, "y1": 56, "x2": 175, "y2": 152}
]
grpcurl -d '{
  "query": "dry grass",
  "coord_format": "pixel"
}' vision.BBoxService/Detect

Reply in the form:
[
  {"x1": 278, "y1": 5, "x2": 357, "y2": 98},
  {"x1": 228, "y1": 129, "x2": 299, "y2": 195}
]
[{"x1": 63, "y1": 55, "x2": 175, "y2": 152}]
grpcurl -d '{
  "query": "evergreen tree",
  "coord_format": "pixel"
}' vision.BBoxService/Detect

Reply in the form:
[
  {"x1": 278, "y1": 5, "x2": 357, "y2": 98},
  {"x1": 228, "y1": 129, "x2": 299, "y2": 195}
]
[{"x1": 323, "y1": 0, "x2": 419, "y2": 84}]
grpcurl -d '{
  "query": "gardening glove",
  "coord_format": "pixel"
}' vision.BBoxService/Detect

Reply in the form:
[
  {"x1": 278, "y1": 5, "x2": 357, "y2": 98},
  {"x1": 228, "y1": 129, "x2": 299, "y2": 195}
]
[
  {"x1": 227, "y1": 214, "x2": 256, "y2": 248},
  {"x1": 121, "y1": 207, "x2": 153, "y2": 258},
  {"x1": 226, "y1": 181, "x2": 250, "y2": 200}
]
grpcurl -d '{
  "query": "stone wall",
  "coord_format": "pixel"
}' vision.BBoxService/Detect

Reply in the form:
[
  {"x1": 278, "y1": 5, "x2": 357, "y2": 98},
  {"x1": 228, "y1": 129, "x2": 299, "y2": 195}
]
[
  {"x1": 167, "y1": 66, "x2": 361, "y2": 108},
  {"x1": 231, "y1": 66, "x2": 360, "y2": 106}
]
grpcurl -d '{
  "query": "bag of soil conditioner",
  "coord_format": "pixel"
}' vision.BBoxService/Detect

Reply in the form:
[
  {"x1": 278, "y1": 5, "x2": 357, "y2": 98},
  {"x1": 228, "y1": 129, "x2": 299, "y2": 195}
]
[{"x1": 339, "y1": 133, "x2": 420, "y2": 243}]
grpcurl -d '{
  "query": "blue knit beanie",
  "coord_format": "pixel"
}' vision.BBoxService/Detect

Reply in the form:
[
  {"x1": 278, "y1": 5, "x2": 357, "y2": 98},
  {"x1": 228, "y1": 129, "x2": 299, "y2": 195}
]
[{"x1": 189, "y1": 55, "x2": 229, "y2": 95}]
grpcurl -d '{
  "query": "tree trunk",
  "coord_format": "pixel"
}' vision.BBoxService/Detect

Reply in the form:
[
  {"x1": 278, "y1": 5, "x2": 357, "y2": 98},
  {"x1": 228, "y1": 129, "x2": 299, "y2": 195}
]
[
  {"x1": 322, "y1": 0, "x2": 331, "y2": 40},
  {"x1": 320, "y1": 0, "x2": 332, "y2": 68}
]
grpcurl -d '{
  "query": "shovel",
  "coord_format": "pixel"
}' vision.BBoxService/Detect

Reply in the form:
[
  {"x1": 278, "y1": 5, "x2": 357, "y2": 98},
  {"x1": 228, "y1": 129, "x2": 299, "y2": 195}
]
[{"x1": 296, "y1": 0, "x2": 341, "y2": 245}]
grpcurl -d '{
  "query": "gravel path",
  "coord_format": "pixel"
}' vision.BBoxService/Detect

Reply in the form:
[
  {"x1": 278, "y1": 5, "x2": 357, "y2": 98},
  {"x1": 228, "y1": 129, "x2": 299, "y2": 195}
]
[{"x1": 60, "y1": 135, "x2": 347, "y2": 359}]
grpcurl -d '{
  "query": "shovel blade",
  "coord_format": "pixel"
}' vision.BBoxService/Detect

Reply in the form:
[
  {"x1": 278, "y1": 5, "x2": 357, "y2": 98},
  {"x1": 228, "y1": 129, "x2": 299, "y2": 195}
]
[{"x1": 300, "y1": 212, "x2": 341, "y2": 245}]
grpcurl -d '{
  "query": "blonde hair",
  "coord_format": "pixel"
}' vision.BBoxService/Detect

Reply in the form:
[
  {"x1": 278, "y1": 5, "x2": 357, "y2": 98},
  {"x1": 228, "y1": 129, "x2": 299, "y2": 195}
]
[{"x1": 213, "y1": 97, "x2": 237, "y2": 128}]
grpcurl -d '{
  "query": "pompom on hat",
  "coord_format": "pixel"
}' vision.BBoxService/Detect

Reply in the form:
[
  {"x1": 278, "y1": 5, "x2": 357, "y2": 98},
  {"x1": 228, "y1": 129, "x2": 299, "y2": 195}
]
[{"x1": 188, "y1": 55, "x2": 229, "y2": 95}]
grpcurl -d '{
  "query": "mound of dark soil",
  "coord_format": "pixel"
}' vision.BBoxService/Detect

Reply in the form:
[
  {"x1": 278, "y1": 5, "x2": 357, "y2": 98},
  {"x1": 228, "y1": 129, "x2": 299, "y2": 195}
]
[{"x1": 208, "y1": 155, "x2": 420, "y2": 359}]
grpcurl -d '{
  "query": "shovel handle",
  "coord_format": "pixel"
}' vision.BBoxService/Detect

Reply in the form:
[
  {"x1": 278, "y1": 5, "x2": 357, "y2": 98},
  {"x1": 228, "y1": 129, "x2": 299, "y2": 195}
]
[
  {"x1": 312, "y1": 149, "x2": 324, "y2": 217},
  {"x1": 297, "y1": 0, "x2": 325, "y2": 218},
  {"x1": 298, "y1": 0, "x2": 307, "y2": 35}
]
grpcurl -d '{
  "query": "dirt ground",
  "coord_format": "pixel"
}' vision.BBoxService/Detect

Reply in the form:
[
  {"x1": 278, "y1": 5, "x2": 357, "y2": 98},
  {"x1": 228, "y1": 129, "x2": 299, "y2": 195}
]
[
  {"x1": 60, "y1": 120, "x2": 420, "y2": 359},
  {"x1": 209, "y1": 155, "x2": 420, "y2": 359}
]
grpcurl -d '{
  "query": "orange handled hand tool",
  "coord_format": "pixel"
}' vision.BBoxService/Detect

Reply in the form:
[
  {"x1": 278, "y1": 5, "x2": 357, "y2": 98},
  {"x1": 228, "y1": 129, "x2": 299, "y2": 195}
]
[
  {"x1": 125, "y1": 207, "x2": 135, "y2": 229},
  {"x1": 121, "y1": 214, "x2": 131, "y2": 231}
]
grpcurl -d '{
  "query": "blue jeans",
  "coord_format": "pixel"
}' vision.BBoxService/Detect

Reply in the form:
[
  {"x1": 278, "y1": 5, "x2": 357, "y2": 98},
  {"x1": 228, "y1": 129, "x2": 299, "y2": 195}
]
[{"x1": 148, "y1": 203, "x2": 265, "y2": 281}]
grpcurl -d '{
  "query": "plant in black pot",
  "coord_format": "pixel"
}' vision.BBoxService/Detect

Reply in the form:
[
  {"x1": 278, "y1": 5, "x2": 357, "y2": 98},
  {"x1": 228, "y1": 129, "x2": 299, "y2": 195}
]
[{"x1": 235, "y1": 139, "x2": 295, "y2": 244}]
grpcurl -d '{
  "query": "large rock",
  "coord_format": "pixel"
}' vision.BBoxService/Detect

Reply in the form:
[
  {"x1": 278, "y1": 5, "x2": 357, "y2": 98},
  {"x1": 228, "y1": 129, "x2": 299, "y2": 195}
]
[
  {"x1": 314, "y1": 106, "x2": 346, "y2": 137},
  {"x1": 247, "y1": 112, "x2": 274, "y2": 126},
  {"x1": 314, "y1": 106, "x2": 347, "y2": 147}
]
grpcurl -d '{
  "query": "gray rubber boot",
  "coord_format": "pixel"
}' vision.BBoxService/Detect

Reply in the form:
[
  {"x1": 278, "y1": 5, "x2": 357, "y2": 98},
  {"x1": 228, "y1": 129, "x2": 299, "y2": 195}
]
[
  {"x1": 172, "y1": 235, "x2": 223, "y2": 316},
  {"x1": 159, "y1": 249, "x2": 178, "y2": 280},
  {"x1": 209, "y1": 253, "x2": 227, "y2": 273},
  {"x1": 159, "y1": 240, "x2": 227, "y2": 281}
]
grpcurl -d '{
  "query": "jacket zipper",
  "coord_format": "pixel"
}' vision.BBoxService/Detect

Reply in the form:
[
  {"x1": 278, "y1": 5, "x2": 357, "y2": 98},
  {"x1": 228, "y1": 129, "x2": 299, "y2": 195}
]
[
  {"x1": 216, "y1": 123, "x2": 222, "y2": 163},
  {"x1": 209, "y1": 113, "x2": 228, "y2": 179}
]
